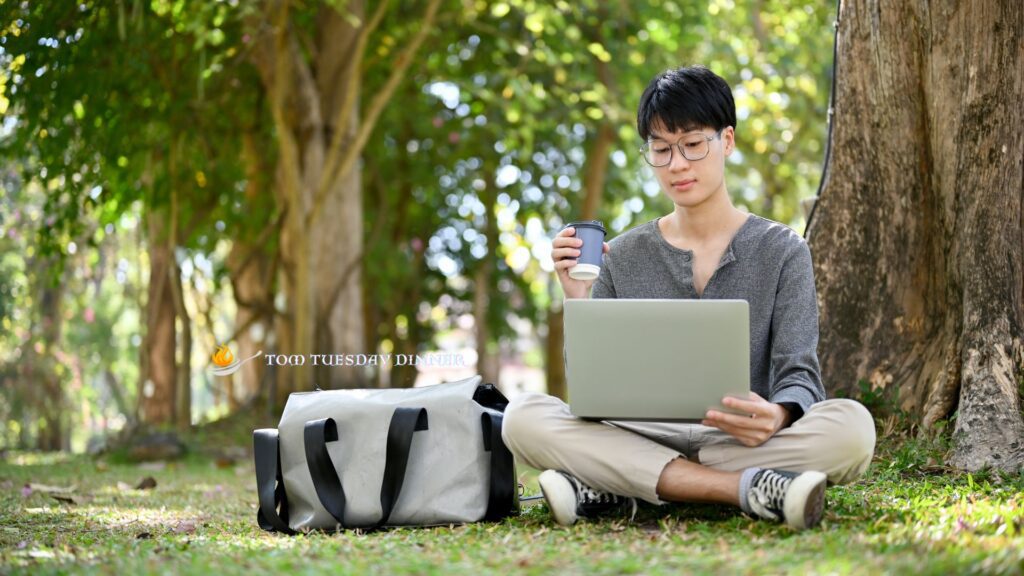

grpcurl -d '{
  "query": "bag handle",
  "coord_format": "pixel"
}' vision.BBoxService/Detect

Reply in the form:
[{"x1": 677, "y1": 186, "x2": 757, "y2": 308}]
[
  {"x1": 380, "y1": 407, "x2": 430, "y2": 523},
  {"x1": 253, "y1": 428, "x2": 294, "y2": 533},
  {"x1": 481, "y1": 411, "x2": 517, "y2": 521},
  {"x1": 304, "y1": 407, "x2": 429, "y2": 529}
]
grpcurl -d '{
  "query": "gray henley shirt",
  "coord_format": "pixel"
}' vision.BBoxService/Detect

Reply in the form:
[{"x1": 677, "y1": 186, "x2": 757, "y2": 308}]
[{"x1": 586, "y1": 213, "x2": 825, "y2": 419}]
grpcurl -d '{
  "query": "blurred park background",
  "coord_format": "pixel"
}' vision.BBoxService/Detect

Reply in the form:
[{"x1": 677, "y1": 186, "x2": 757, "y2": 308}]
[{"x1": 0, "y1": 0, "x2": 835, "y2": 453}]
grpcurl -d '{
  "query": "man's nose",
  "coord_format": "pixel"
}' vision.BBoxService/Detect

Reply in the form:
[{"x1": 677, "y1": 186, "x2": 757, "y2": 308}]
[{"x1": 668, "y1": 146, "x2": 691, "y2": 171}]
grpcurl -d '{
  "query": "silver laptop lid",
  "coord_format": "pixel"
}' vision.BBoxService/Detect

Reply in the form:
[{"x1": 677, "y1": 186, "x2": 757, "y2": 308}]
[{"x1": 564, "y1": 299, "x2": 750, "y2": 421}]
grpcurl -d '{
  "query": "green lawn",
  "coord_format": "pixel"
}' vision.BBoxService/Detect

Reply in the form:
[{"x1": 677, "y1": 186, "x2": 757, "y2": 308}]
[{"x1": 1, "y1": 426, "x2": 1022, "y2": 575}]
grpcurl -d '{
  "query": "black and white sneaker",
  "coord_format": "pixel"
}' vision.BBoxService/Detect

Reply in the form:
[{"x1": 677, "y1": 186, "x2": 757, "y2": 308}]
[
  {"x1": 745, "y1": 468, "x2": 827, "y2": 530},
  {"x1": 537, "y1": 470, "x2": 638, "y2": 527}
]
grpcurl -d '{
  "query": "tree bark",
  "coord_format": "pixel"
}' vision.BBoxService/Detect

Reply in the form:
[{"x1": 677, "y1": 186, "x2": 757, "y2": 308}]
[
  {"x1": 225, "y1": 129, "x2": 276, "y2": 406},
  {"x1": 807, "y1": 0, "x2": 1023, "y2": 471},
  {"x1": 170, "y1": 260, "x2": 191, "y2": 430},
  {"x1": 545, "y1": 12, "x2": 619, "y2": 400},
  {"x1": 248, "y1": 0, "x2": 446, "y2": 398},
  {"x1": 473, "y1": 163, "x2": 501, "y2": 386},
  {"x1": 141, "y1": 212, "x2": 177, "y2": 426},
  {"x1": 30, "y1": 258, "x2": 66, "y2": 450},
  {"x1": 546, "y1": 122, "x2": 615, "y2": 400}
]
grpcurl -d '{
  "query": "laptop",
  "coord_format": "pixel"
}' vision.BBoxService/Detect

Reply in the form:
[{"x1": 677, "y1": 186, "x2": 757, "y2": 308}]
[{"x1": 563, "y1": 299, "x2": 750, "y2": 422}]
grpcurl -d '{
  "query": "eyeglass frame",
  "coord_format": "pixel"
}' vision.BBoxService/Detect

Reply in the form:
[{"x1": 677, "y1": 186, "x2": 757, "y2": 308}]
[{"x1": 639, "y1": 128, "x2": 726, "y2": 167}]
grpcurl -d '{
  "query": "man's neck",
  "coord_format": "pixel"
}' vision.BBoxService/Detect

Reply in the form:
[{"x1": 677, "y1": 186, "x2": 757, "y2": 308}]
[{"x1": 663, "y1": 189, "x2": 745, "y2": 245}]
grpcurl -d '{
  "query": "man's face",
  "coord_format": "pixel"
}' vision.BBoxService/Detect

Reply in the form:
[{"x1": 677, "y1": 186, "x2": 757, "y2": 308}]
[{"x1": 647, "y1": 123, "x2": 735, "y2": 209}]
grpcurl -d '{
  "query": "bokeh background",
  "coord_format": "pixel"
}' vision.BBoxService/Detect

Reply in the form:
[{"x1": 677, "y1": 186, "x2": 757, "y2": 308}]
[{"x1": 0, "y1": 0, "x2": 835, "y2": 451}]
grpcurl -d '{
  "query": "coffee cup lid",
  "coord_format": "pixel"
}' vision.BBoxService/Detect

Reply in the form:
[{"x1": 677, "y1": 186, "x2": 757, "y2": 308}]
[{"x1": 564, "y1": 220, "x2": 606, "y2": 234}]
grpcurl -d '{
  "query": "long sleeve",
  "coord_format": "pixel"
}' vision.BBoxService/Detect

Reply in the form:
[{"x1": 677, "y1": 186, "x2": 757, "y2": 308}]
[
  {"x1": 591, "y1": 250, "x2": 616, "y2": 299},
  {"x1": 766, "y1": 240, "x2": 825, "y2": 418}
]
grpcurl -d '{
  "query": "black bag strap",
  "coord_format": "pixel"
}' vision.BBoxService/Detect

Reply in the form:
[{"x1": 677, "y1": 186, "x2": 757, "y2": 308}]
[
  {"x1": 304, "y1": 417, "x2": 347, "y2": 528},
  {"x1": 473, "y1": 382, "x2": 509, "y2": 412},
  {"x1": 304, "y1": 407, "x2": 429, "y2": 529},
  {"x1": 253, "y1": 428, "x2": 294, "y2": 534},
  {"x1": 480, "y1": 411, "x2": 517, "y2": 521},
  {"x1": 380, "y1": 407, "x2": 430, "y2": 523}
]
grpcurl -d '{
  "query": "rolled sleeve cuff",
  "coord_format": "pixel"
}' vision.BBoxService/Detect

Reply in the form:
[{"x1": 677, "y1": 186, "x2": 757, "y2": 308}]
[{"x1": 770, "y1": 386, "x2": 818, "y2": 422}]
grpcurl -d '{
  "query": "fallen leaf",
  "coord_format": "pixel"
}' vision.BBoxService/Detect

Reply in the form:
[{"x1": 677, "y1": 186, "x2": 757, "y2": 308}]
[
  {"x1": 172, "y1": 520, "x2": 196, "y2": 534},
  {"x1": 27, "y1": 483, "x2": 77, "y2": 494},
  {"x1": 136, "y1": 477, "x2": 157, "y2": 490},
  {"x1": 116, "y1": 481, "x2": 133, "y2": 491},
  {"x1": 51, "y1": 494, "x2": 91, "y2": 505}
]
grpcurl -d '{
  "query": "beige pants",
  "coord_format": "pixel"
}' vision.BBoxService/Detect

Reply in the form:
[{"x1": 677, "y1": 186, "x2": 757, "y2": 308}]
[{"x1": 501, "y1": 393, "x2": 876, "y2": 505}]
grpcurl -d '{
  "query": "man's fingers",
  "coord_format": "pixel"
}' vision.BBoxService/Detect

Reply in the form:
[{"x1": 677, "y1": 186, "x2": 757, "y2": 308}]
[
  {"x1": 721, "y1": 395, "x2": 771, "y2": 416},
  {"x1": 554, "y1": 260, "x2": 576, "y2": 271},
  {"x1": 552, "y1": 247, "x2": 581, "y2": 260},
  {"x1": 702, "y1": 420, "x2": 763, "y2": 447},
  {"x1": 705, "y1": 409, "x2": 773, "y2": 431}
]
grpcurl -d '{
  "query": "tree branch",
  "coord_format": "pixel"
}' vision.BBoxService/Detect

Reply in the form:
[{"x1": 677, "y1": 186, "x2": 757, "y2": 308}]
[
  {"x1": 318, "y1": 0, "x2": 390, "y2": 184},
  {"x1": 307, "y1": 0, "x2": 443, "y2": 227}
]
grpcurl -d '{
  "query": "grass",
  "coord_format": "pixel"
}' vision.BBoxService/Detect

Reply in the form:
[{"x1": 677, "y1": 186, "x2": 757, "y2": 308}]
[{"x1": 1, "y1": 421, "x2": 1022, "y2": 575}]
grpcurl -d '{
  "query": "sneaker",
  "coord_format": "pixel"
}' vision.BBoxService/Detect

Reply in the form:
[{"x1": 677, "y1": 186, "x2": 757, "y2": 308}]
[
  {"x1": 537, "y1": 469, "x2": 638, "y2": 526},
  {"x1": 745, "y1": 468, "x2": 827, "y2": 530}
]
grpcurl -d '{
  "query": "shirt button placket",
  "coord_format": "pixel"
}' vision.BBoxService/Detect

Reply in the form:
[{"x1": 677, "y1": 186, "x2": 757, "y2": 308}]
[{"x1": 682, "y1": 252, "x2": 696, "y2": 298}]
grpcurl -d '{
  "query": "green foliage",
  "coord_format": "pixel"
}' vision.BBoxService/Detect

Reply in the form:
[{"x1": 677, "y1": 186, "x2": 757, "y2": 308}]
[{"x1": 1, "y1": 0, "x2": 843, "y2": 442}]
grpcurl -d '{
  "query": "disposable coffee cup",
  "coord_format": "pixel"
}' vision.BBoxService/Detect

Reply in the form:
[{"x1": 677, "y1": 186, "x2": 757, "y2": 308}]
[{"x1": 564, "y1": 220, "x2": 606, "y2": 281}]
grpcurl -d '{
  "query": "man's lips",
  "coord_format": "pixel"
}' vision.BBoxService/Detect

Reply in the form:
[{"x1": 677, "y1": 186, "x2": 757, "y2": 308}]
[{"x1": 672, "y1": 179, "x2": 697, "y2": 189}]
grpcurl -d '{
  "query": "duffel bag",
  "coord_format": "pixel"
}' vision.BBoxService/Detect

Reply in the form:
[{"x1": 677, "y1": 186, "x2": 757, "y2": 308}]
[{"x1": 253, "y1": 375, "x2": 518, "y2": 532}]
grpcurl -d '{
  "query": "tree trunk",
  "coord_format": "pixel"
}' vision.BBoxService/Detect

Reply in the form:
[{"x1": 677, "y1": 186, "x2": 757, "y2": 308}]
[
  {"x1": 170, "y1": 261, "x2": 191, "y2": 430},
  {"x1": 227, "y1": 240, "x2": 272, "y2": 406},
  {"x1": 34, "y1": 262, "x2": 65, "y2": 451},
  {"x1": 103, "y1": 370, "x2": 133, "y2": 425},
  {"x1": 807, "y1": 0, "x2": 1023, "y2": 471},
  {"x1": 254, "y1": 3, "x2": 365, "y2": 397},
  {"x1": 225, "y1": 129, "x2": 276, "y2": 406},
  {"x1": 474, "y1": 164, "x2": 500, "y2": 386},
  {"x1": 140, "y1": 212, "x2": 177, "y2": 426},
  {"x1": 474, "y1": 267, "x2": 497, "y2": 384},
  {"x1": 250, "y1": 0, "x2": 441, "y2": 401},
  {"x1": 546, "y1": 122, "x2": 615, "y2": 400}
]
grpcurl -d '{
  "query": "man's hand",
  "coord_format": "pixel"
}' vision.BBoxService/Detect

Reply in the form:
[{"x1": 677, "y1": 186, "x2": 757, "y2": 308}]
[
  {"x1": 551, "y1": 226, "x2": 610, "y2": 300},
  {"x1": 702, "y1": 392, "x2": 793, "y2": 447}
]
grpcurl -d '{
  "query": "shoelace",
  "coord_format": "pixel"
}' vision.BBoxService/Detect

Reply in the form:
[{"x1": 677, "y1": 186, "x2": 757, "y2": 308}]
[
  {"x1": 575, "y1": 480, "x2": 623, "y2": 505},
  {"x1": 557, "y1": 472, "x2": 638, "y2": 522},
  {"x1": 751, "y1": 470, "x2": 790, "y2": 518}
]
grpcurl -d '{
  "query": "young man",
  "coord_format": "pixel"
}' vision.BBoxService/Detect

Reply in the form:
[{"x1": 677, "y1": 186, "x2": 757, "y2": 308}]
[{"x1": 502, "y1": 65, "x2": 875, "y2": 530}]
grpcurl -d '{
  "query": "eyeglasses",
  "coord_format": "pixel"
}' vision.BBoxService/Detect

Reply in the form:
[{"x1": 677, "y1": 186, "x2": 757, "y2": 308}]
[{"x1": 639, "y1": 129, "x2": 724, "y2": 167}]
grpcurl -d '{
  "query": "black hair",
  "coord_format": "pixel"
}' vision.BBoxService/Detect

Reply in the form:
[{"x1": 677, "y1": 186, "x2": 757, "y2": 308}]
[{"x1": 636, "y1": 65, "x2": 736, "y2": 140}]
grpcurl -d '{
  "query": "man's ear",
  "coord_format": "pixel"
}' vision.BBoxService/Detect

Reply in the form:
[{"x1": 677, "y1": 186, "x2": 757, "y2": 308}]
[{"x1": 724, "y1": 126, "x2": 736, "y2": 156}]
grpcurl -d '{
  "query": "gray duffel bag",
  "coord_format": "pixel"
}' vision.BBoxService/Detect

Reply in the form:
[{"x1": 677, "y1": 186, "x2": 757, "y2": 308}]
[{"x1": 253, "y1": 375, "x2": 518, "y2": 532}]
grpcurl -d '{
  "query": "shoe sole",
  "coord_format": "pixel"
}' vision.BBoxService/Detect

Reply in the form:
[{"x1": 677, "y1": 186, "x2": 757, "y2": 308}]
[
  {"x1": 538, "y1": 470, "x2": 578, "y2": 526},
  {"x1": 782, "y1": 471, "x2": 827, "y2": 530}
]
